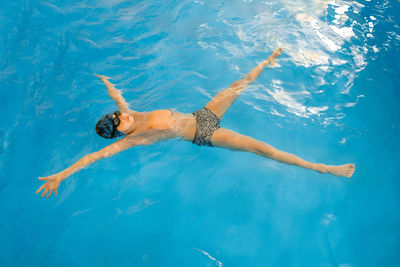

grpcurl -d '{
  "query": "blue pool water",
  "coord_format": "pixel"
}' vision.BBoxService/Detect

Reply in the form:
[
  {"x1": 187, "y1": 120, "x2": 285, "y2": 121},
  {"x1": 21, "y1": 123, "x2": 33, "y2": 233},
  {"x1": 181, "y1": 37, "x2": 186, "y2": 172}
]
[{"x1": 1, "y1": 0, "x2": 399, "y2": 266}]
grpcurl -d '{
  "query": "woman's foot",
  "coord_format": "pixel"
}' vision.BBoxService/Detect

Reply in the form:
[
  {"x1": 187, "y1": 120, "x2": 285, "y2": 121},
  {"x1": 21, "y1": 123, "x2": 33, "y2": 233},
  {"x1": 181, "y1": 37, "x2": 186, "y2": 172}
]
[
  {"x1": 265, "y1": 48, "x2": 282, "y2": 66},
  {"x1": 327, "y1": 164, "x2": 355, "y2": 178},
  {"x1": 271, "y1": 48, "x2": 282, "y2": 59}
]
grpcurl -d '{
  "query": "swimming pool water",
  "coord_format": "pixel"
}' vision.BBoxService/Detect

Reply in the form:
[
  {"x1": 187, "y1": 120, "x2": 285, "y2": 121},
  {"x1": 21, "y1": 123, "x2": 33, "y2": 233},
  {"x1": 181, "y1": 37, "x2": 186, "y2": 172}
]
[{"x1": 1, "y1": 0, "x2": 399, "y2": 266}]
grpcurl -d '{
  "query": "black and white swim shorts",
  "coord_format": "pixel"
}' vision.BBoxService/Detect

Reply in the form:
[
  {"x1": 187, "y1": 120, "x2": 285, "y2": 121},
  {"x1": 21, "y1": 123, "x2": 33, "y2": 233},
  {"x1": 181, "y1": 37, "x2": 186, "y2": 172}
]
[{"x1": 192, "y1": 107, "x2": 221, "y2": 147}]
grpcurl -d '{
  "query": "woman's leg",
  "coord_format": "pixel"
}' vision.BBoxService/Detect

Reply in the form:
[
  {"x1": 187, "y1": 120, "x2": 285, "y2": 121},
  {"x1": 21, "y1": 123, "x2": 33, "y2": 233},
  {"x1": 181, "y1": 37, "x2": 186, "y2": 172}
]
[
  {"x1": 205, "y1": 48, "x2": 282, "y2": 119},
  {"x1": 210, "y1": 128, "x2": 355, "y2": 178}
]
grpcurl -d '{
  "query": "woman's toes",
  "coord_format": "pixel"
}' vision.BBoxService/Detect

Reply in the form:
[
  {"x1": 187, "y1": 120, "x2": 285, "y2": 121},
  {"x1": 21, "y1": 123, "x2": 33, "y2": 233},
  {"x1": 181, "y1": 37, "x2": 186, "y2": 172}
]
[{"x1": 347, "y1": 166, "x2": 355, "y2": 177}]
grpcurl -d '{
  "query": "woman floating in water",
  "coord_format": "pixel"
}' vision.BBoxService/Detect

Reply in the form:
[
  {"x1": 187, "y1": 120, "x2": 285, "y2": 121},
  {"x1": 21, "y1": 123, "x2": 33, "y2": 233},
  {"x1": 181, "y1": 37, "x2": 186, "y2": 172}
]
[{"x1": 36, "y1": 48, "x2": 355, "y2": 198}]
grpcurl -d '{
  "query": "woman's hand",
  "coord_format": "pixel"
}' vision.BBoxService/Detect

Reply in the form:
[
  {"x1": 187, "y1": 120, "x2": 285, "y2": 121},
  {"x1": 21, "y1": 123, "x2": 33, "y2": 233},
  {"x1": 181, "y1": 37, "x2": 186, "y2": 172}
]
[{"x1": 36, "y1": 173, "x2": 64, "y2": 198}]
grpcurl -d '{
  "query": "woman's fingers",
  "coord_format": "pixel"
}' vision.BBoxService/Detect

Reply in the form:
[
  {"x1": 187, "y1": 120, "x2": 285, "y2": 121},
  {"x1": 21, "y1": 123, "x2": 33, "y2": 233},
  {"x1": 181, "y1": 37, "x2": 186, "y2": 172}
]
[
  {"x1": 41, "y1": 188, "x2": 49, "y2": 198},
  {"x1": 36, "y1": 184, "x2": 45, "y2": 194},
  {"x1": 37, "y1": 176, "x2": 61, "y2": 198}
]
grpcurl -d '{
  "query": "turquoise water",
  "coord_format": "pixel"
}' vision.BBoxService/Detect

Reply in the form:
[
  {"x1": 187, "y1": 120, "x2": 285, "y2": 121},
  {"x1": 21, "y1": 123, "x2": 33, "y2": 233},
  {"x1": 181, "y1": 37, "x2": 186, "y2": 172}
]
[{"x1": 1, "y1": 0, "x2": 399, "y2": 266}]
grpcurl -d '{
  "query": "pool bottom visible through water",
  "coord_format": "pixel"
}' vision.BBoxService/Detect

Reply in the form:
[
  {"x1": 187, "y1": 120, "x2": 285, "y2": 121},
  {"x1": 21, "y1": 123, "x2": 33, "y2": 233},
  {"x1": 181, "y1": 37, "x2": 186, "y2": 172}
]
[{"x1": 0, "y1": 0, "x2": 400, "y2": 266}]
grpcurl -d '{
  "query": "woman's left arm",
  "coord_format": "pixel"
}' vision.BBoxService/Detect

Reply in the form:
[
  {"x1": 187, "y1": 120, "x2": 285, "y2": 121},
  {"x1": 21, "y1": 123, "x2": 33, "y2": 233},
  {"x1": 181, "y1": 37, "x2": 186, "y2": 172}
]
[
  {"x1": 95, "y1": 74, "x2": 131, "y2": 113},
  {"x1": 36, "y1": 135, "x2": 150, "y2": 198}
]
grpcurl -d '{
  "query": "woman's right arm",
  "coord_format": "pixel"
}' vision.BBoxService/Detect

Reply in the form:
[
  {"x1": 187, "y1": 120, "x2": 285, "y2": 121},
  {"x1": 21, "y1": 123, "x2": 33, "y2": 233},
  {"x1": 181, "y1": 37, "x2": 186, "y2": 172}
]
[
  {"x1": 95, "y1": 74, "x2": 131, "y2": 113},
  {"x1": 36, "y1": 137, "x2": 138, "y2": 198}
]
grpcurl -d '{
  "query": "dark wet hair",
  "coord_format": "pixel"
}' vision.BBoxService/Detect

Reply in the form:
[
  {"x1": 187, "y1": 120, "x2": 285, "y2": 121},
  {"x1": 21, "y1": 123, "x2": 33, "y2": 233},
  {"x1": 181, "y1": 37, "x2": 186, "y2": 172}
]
[{"x1": 95, "y1": 113, "x2": 124, "y2": 139}]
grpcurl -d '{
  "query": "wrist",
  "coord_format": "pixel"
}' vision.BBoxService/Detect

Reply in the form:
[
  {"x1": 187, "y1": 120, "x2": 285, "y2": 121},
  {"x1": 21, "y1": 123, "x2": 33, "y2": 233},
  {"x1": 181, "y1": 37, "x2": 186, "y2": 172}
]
[{"x1": 58, "y1": 171, "x2": 68, "y2": 181}]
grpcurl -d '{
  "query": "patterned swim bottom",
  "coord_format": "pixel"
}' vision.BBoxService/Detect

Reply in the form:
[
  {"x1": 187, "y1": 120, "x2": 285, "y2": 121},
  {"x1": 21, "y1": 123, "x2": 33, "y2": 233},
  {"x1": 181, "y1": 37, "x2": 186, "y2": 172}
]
[{"x1": 192, "y1": 107, "x2": 221, "y2": 147}]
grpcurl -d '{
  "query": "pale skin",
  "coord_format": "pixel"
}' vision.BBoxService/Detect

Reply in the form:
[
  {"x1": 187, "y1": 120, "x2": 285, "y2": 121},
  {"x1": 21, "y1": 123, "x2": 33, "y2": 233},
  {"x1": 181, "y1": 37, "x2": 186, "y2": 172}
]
[{"x1": 36, "y1": 48, "x2": 355, "y2": 198}]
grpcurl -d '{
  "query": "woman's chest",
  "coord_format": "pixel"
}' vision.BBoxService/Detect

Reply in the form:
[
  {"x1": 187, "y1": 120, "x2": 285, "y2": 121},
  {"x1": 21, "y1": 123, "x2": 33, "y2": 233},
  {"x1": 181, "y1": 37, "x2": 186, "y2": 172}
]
[{"x1": 146, "y1": 110, "x2": 173, "y2": 130}]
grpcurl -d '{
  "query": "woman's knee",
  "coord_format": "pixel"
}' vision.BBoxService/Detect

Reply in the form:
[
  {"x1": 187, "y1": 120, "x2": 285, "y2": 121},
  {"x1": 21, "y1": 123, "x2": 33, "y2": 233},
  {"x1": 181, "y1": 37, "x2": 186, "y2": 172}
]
[{"x1": 252, "y1": 142, "x2": 276, "y2": 158}]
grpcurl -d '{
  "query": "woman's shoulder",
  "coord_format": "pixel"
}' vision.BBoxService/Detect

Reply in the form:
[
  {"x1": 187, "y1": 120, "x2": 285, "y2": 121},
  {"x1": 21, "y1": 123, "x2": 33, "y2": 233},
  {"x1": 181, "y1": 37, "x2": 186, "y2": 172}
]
[{"x1": 147, "y1": 109, "x2": 173, "y2": 130}]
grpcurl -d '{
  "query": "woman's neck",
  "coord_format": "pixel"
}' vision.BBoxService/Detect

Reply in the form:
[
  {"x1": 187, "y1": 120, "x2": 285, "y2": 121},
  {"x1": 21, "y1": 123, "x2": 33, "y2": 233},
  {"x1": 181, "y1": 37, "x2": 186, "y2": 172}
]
[{"x1": 126, "y1": 110, "x2": 148, "y2": 135}]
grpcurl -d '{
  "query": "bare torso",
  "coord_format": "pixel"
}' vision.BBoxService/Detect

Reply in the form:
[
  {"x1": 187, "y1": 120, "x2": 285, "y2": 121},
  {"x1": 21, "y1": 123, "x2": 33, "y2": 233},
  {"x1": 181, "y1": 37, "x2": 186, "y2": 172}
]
[{"x1": 126, "y1": 109, "x2": 197, "y2": 143}]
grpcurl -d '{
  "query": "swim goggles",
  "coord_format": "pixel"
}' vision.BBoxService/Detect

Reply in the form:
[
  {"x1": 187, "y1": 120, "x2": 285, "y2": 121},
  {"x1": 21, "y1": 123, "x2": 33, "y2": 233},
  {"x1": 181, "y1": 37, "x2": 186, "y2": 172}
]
[{"x1": 113, "y1": 111, "x2": 121, "y2": 128}]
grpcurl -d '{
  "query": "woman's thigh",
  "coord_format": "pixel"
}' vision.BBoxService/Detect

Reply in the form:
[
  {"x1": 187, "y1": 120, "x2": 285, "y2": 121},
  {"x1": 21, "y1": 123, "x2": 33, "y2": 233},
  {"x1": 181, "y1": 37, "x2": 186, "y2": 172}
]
[
  {"x1": 211, "y1": 128, "x2": 274, "y2": 155},
  {"x1": 205, "y1": 80, "x2": 245, "y2": 119}
]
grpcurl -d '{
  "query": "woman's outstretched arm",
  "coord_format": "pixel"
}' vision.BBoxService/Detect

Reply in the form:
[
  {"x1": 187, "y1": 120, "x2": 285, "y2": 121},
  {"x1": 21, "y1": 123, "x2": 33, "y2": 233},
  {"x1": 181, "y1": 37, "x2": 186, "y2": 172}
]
[
  {"x1": 95, "y1": 74, "x2": 131, "y2": 113},
  {"x1": 36, "y1": 136, "x2": 145, "y2": 198}
]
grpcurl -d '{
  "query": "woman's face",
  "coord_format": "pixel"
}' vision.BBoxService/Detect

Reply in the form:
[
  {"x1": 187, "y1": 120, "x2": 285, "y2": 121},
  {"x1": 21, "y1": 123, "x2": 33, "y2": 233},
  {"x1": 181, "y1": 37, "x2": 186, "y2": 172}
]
[{"x1": 114, "y1": 112, "x2": 134, "y2": 134}]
